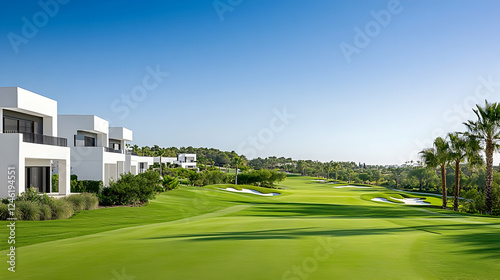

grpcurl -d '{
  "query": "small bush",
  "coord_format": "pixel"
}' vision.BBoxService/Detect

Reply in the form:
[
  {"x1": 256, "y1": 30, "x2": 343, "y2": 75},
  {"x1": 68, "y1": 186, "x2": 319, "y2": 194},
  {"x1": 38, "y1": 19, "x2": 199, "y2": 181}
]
[
  {"x1": 38, "y1": 203, "x2": 52, "y2": 220},
  {"x1": 63, "y1": 195, "x2": 86, "y2": 212},
  {"x1": 99, "y1": 171, "x2": 159, "y2": 206},
  {"x1": 163, "y1": 175, "x2": 179, "y2": 191},
  {"x1": 0, "y1": 204, "x2": 10, "y2": 220},
  {"x1": 17, "y1": 201, "x2": 41, "y2": 221},
  {"x1": 51, "y1": 199, "x2": 74, "y2": 219},
  {"x1": 71, "y1": 180, "x2": 103, "y2": 194},
  {"x1": 80, "y1": 193, "x2": 99, "y2": 210}
]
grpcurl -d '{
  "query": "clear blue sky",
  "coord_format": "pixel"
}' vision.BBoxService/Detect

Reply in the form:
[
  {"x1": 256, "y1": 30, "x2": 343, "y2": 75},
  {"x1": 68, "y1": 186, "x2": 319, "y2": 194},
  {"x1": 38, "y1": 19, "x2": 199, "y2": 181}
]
[{"x1": 2, "y1": 0, "x2": 500, "y2": 165}]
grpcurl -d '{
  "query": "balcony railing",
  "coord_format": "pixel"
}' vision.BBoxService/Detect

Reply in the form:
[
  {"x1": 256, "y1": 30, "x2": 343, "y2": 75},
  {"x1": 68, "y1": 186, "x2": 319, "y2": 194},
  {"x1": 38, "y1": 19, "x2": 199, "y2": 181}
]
[
  {"x1": 3, "y1": 131, "x2": 67, "y2": 147},
  {"x1": 104, "y1": 147, "x2": 124, "y2": 154}
]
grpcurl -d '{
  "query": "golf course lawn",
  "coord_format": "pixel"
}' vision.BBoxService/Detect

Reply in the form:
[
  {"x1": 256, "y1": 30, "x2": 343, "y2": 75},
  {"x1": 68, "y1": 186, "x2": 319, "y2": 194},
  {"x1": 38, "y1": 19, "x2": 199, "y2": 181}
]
[{"x1": 1, "y1": 176, "x2": 500, "y2": 279}]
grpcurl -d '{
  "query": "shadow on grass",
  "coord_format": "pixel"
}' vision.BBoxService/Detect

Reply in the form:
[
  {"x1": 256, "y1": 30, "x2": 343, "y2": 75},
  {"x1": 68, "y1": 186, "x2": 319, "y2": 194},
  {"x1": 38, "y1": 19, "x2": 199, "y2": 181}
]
[
  {"x1": 142, "y1": 223, "x2": 498, "y2": 245},
  {"x1": 227, "y1": 201, "x2": 450, "y2": 219},
  {"x1": 446, "y1": 231, "x2": 500, "y2": 259}
]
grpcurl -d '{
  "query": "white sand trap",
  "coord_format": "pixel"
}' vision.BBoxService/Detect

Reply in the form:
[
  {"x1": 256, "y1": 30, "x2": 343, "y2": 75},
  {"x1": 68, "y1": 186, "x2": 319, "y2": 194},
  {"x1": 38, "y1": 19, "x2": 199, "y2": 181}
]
[
  {"x1": 334, "y1": 185, "x2": 370, "y2": 189},
  {"x1": 312, "y1": 179, "x2": 326, "y2": 182},
  {"x1": 219, "y1": 187, "x2": 280, "y2": 196},
  {"x1": 390, "y1": 197, "x2": 430, "y2": 205},
  {"x1": 371, "y1": 197, "x2": 430, "y2": 205},
  {"x1": 371, "y1": 197, "x2": 398, "y2": 204}
]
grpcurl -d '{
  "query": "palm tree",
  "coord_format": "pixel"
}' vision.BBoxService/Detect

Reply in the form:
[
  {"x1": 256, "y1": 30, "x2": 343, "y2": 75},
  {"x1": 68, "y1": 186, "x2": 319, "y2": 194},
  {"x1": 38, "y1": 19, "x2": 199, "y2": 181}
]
[
  {"x1": 332, "y1": 162, "x2": 340, "y2": 180},
  {"x1": 464, "y1": 100, "x2": 500, "y2": 214},
  {"x1": 391, "y1": 167, "x2": 405, "y2": 189},
  {"x1": 231, "y1": 156, "x2": 244, "y2": 185},
  {"x1": 156, "y1": 149, "x2": 165, "y2": 179},
  {"x1": 447, "y1": 132, "x2": 483, "y2": 211},
  {"x1": 420, "y1": 137, "x2": 451, "y2": 209}
]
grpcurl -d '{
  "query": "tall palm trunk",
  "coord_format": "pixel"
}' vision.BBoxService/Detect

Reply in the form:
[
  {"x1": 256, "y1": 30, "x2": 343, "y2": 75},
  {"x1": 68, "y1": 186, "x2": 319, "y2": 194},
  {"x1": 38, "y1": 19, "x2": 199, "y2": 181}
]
[
  {"x1": 485, "y1": 140, "x2": 494, "y2": 214},
  {"x1": 159, "y1": 156, "x2": 162, "y2": 179},
  {"x1": 235, "y1": 165, "x2": 238, "y2": 185},
  {"x1": 335, "y1": 169, "x2": 338, "y2": 180},
  {"x1": 454, "y1": 160, "x2": 460, "y2": 212},
  {"x1": 440, "y1": 164, "x2": 447, "y2": 209}
]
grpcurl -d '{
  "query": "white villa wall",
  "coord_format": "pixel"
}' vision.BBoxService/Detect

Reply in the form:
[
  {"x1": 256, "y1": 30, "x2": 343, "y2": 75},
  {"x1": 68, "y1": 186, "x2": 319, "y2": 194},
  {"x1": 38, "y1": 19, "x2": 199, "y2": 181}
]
[
  {"x1": 58, "y1": 115, "x2": 109, "y2": 147},
  {"x1": 0, "y1": 87, "x2": 58, "y2": 136},
  {"x1": 0, "y1": 134, "x2": 70, "y2": 198},
  {"x1": 109, "y1": 127, "x2": 133, "y2": 141}
]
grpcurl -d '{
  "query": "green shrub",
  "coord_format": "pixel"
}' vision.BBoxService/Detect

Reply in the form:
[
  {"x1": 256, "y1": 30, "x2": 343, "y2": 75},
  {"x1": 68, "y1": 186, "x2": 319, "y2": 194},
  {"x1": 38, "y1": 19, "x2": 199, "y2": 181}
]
[
  {"x1": 0, "y1": 203, "x2": 21, "y2": 221},
  {"x1": 51, "y1": 199, "x2": 74, "y2": 219},
  {"x1": 51, "y1": 174, "x2": 59, "y2": 192},
  {"x1": 99, "y1": 171, "x2": 159, "y2": 206},
  {"x1": 17, "y1": 201, "x2": 41, "y2": 221},
  {"x1": 80, "y1": 193, "x2": 99, "y2": 210},
  {"x1": 71, "y1": 180, "x2": 103, "y2": 193},
  {"x1": 38, "y1": 203, "x2": 52, "y2": 220},
  {"x1": 0, "y1": 204, "x2": 10, "y2": 220},
  {"x1": 163, "y1": 175, "x2": 179, "y2": 191},
  {"x1": 63, "y1": 195, "x2": 86, "y2": 212}
]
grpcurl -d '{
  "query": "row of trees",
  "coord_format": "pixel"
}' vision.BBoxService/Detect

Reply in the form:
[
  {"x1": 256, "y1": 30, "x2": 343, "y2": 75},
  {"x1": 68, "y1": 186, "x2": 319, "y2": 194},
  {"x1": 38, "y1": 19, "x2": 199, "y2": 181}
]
[
  {"x1": 421, "y1": 101, "x2": 500, "y2": 214},
  {"x1": 129, "y1": 145, "x2": 246, "y2": 167}
]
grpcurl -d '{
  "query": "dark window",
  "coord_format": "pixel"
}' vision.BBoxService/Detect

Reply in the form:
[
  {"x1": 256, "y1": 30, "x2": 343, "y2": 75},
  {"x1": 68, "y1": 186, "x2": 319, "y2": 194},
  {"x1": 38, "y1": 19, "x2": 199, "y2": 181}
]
[
  {"x1": 3, "y1": 117, "x2": 18, "y2": 132},
  {"x1": 19, "y1": 119, "x2": 34, "y2": 133},
  {"x1": 84, "y1": 136, "x2": 96, "y2": 147}
]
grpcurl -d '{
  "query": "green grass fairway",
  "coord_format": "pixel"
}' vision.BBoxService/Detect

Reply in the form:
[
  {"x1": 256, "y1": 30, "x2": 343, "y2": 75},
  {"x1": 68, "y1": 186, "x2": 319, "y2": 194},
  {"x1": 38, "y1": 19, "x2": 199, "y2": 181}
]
[{"x1": 2, "y1": 176, "x2": 500, "y2": 279}]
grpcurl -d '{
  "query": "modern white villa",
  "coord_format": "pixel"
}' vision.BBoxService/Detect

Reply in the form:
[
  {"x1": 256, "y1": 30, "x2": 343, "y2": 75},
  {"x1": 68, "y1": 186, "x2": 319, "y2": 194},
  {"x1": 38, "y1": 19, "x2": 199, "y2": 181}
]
[
  {"x1": 154, "y1": 153, "x2": 197, "y2": 169},
  {"x1": 176, "y1": 153, "x2": 197, "y2": 169},
  {"x1": 0, "y1": 87, "x2": 195, "y2": 198},
  {"x1": 0, "y1": 87, "x2": 70, "y2": 198},
  {"x1": 58, "y1": 115, "x2": 153, "y2": 186}
]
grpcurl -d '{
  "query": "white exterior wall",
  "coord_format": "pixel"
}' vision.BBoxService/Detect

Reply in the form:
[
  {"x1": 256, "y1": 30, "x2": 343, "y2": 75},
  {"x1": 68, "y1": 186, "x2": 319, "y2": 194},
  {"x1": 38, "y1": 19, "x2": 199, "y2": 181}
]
[
  {"x1": 58, "y1": 115, "x2": 109, "y2": 147},
  {"x1": 0, "y1": 128, "x2": 70, "y2": 198},
  {"x1": 154, "y1": 157, "x2": 176, "y2": 165},
  {"x1": 0, "y1": 87, "x2": 58, "y2": 136},
  {"x1": 175, "y1": 153, "x2": 197, "y2": 169}
]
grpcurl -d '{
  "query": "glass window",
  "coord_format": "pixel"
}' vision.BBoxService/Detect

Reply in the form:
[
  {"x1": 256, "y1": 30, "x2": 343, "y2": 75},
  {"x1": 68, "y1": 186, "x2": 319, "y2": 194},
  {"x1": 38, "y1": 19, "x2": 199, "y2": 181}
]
[
  {"x1": 84, "y1": 136, "x2": 96, "y2": 147},
  {"x1": 19, "y1": 119, "x2": 34, "y2": 133},
  {"x1": 3, "y1": 117, "x2": 18, "y2": 132}
]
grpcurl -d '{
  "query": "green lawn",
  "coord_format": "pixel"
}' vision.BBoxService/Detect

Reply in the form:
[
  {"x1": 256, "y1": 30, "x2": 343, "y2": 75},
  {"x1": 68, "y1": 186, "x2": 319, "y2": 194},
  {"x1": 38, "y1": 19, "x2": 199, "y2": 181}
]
[{"x1": 1, "y1": 176, "x2": 500, "y2": 279}]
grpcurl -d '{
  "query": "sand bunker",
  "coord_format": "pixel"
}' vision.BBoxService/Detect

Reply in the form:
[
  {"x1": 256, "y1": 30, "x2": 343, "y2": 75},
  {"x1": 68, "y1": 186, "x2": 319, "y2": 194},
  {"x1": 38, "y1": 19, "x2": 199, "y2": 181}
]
[
  {"x1": 371, "y1": 197, "x2": 430, "y2": 205},
  {"x1": 334, "y1": 185, "x2": 370, "y2": 189},
  {"x1": 312, "y1": 179, "x2": 326, "y2": 182},
  {"x1": 219, "y1": 187, "x2": 280, "y2": 196},
  {"x1": 371, "y1": 197, "x2": 398, "y2": 204},
  {"x1": 390, "y1": 197, "x2": 430, "y2": 205}
]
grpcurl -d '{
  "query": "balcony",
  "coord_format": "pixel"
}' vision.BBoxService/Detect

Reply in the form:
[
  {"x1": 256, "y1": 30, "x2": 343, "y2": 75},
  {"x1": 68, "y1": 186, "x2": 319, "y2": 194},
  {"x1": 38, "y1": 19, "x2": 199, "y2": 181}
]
[
  {"x1": 3, "y1": 130, "x2": 67, "y2": 147},
  {"x1": 104, "y1": 147, "x2": 124, "y2": 154}
]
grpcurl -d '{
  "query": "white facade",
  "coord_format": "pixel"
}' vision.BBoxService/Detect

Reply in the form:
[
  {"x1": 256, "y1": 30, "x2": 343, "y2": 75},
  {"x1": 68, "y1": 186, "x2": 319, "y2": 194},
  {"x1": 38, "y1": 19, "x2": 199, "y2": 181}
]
[
  {"x1": 58, "y1": 115, "x2": 153, "y2": 186},
  {"x1": 175, "y1": 153, "x2": 197, "y2": 169},
  {"x1": 154, "y1": 156, "x2": 176, "y2": 166},
  {"x1": 0, "y1": 87, "x2": 70, "y2": 198}
]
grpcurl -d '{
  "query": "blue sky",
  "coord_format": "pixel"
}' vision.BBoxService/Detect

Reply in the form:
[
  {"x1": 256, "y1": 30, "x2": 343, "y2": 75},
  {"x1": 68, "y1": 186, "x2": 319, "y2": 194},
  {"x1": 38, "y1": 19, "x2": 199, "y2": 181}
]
[{"x1": 2, "y1": 0, "x2": 500, "y2": 165}]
